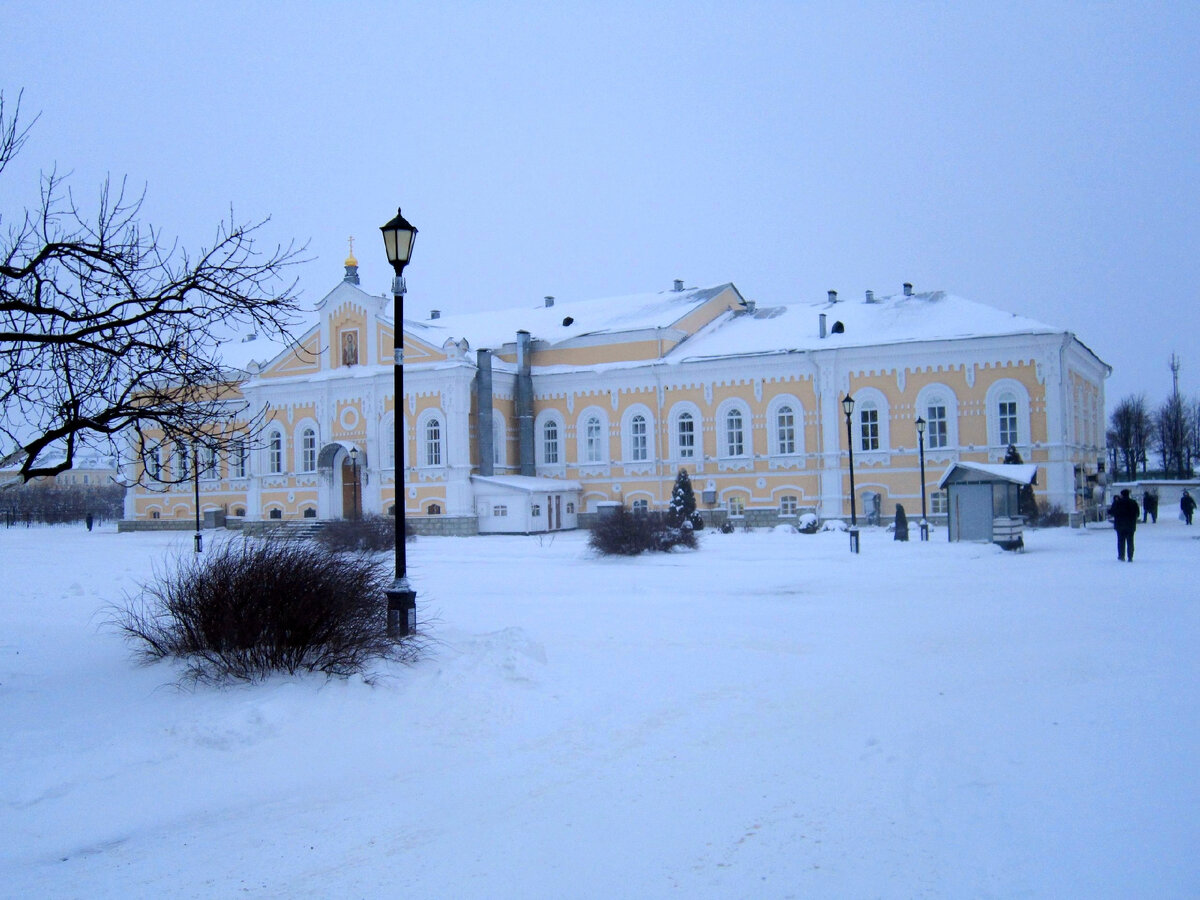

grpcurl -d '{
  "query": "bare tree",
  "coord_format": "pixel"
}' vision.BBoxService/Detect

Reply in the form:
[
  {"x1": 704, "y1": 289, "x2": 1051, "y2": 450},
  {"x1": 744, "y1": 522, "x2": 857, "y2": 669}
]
[
  {"x1": 1107, "y1": 394, "x2": 1154, "y2": 482},
  {"x1": 1, "y1": 90, "x2": 306, "y2": 482}
]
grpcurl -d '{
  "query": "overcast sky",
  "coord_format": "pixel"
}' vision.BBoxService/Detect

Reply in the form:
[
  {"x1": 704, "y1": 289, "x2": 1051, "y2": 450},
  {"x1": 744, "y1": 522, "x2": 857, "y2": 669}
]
[{"x1": 3, "y1": 1, "x2": 1197, "y2": 405}]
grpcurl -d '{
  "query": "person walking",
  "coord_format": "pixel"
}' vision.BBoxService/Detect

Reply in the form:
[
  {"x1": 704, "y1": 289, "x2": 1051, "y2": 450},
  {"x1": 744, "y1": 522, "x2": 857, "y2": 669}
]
[
  {"x1": 1146, "y1": 490, "x2": 1159, "y2": 523},
  {"x1": 1107, "y1": 488, "x2": 1139, "y2": 562},
  {"x1": 1182, "y1": 490, "x2": 1196, "y2": 526}
]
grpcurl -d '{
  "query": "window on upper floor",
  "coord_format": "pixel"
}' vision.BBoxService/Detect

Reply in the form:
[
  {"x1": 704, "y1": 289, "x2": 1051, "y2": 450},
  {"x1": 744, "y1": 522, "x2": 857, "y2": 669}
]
[
  {"x1": 776, "y1": 406, "x2": 796, "y2": 455},
  {"x1": 677, "y1": 411, "x2": 696, "y2": 459},
  {"x1": 267, "y1": 431, "x2": 284, "y2": 474},
  {"x1": 998, "y1": 394, "x2": 1019, "y2": 446},
  {"x1": 926, "y1": 401, "x2": 948, "y2": 449},
  {"x1": 859, "y1": 404, "x2": 880, "y2": 451},
  {"x1": 630, "y1": 414, "x2": 648, "y2": 462},
  {"x1": 543, "y1": 420, "x2": 559, "y2": 465},
  {"x1": 424, "y1": 417, "x2": 443, "y2": 467},
  {"x1": 725, "y1": 409, "x2": 746, "y2": 457},
  {"x1": 584, "y1": 416, "x2": 603, "y2": 463},
  {"x1": 300, "y1": 428, "x2": 317, "y2": 473}
]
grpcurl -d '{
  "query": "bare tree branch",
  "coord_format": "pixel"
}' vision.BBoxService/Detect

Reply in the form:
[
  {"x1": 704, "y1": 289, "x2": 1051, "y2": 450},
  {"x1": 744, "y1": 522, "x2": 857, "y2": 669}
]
[{"x1": 1, "y1": 89, "x2": 309, "y2": 483}]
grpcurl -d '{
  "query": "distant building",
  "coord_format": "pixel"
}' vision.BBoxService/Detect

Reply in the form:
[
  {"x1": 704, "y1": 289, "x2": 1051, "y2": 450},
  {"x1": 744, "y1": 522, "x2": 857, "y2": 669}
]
[{"x1": 123, "y1": 257, "x2": 1109, "y2": 532}]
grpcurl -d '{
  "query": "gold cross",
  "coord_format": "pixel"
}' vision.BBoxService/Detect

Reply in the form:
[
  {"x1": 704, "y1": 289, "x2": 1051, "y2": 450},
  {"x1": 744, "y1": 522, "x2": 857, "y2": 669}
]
[{"x1": 348, "y1": 235, "x2": 355, "y2": 257}]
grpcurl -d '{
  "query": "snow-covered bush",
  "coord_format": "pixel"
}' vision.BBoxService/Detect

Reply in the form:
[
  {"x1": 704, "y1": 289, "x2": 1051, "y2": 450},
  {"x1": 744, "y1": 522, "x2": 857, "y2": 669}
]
[
  {"x1": 113, "y1": 538, "x2": 419, "y2": 683},
  {"x1": 589, "y1": 506, "x2": 697, "y2": 556},
  {"x1": 820, "y1": 519, "x2": 848, "y2": 532},
  {"x1": 797, "y1": 512, "x2": 819, "y2": 534}
]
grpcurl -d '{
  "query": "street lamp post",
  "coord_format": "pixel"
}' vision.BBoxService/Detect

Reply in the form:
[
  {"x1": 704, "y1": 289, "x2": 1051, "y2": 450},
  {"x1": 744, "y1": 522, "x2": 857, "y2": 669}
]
[
  {"x1": 916, "y1": 416, "x2": 929, "y2": 541},
  {"x1": 380, "y1": 208, "x2": 418, "y2": 636},
  {"x1": 350, "y1": 446, "x2": 360, "y2": 521},
  {"x1": 842, "y1": 394, "x2": 859, "y2": 553}
]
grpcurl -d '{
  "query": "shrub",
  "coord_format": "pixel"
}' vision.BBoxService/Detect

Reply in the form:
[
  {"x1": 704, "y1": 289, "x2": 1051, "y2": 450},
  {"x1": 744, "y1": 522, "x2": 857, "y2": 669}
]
[
  {"x1": 316, "y1": 515, "x2": 407, "y2": 552},
  {"x1": 1034, "y1": 501, "x2": 1070, "y2": 528},
  {"x1": 112, "y1": 538, "x2": 420, "y2": 683},
  {"x1": 588, "y1": 506, "x2": 697, "y2": 556},
  {"x1": 666, "y1": 468, "x2": 706, "y2": 531}
]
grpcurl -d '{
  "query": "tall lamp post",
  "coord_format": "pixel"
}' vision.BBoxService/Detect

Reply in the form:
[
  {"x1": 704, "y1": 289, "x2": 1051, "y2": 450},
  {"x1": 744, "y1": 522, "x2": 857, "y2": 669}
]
[
  {"x1": 350, "y1": 446, "x2": 360, "y2": 521},
  {"x1": 380, "y1": 208, "x2": 418, "y2": 636},
  {"x1": 843, "y1": 394, "x2": 859, "y2": 553},
  {"x1": 915, "y1": 416, "x2": 929, "y2": 541}
]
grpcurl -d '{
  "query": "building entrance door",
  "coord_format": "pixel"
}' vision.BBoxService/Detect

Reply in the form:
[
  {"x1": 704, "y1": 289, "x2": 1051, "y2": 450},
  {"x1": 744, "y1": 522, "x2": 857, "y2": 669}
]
[{"x1": 341, "y1": 457, "x2": 361, "y2": 519}]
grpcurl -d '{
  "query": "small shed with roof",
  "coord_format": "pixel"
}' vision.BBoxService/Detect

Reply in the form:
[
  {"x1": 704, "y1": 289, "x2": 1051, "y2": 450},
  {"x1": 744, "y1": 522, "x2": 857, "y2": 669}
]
[
  {"x1": 938, "y1": 462, "x2": 1038, "y2": 548},
  {"x1": 471, "y1": 475, "x2": 582, "y2": 535}
]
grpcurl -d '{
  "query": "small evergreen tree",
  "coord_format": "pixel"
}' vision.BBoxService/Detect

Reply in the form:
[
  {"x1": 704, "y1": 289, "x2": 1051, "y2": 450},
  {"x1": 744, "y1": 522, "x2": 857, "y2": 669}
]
[{"x1": 667, "y1": 468, "x2": 705, "y2": 530}]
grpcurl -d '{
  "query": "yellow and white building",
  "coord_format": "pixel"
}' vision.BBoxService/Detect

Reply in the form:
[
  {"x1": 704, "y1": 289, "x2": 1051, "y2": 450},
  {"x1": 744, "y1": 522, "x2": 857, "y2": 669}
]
[{"x1": 124, "y1": 258, "x2": 1110, "y2": 533}]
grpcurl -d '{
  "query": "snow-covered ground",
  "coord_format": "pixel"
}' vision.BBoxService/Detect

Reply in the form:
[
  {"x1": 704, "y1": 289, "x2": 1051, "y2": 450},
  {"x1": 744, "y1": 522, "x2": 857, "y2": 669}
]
[{"x1": 2, "y1": 520, "x2": 1197, "y2": 898}]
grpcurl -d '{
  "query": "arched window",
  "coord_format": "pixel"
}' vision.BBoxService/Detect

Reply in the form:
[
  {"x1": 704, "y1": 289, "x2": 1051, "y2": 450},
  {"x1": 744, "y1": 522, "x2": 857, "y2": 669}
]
[
  {"x1": 858, "y1": 402, "x2": 880, "y2": 451},
  {"x1": 998, "y1": 391, "x2": 1019, "y2": 446},
  {"x1": 231, "y1": 439, "x2": 247, "y2": 478},
  {"x1": 300, "y1": 428, "x2": 317, "y2": 473},
  {"x1": 621, "y1": 405, "x2": 655, "y2": 464},
  {"x1": 424, "y1": 416, "x2": 443, "y2": 467},
  {"x1": 926, "y1": 397, "x2": 949, "y2": 449},
  {"x1": 584, "y1": 415, "x2": 603, "y2": 463},
  {"x1": 916, "y1": 385, "x2": 957, "y2": 452},
  {"x1": 726, "y1": 409, "x2": 746, "y2": 457},
  {"x1": 985, "y1": 380, "x2": 1031, "y2": 451},
  {"x1": 384, "y1": 420, "x2": 396, "y2": 468},
  {"x1": 267, "y1": 430, "x2": 284, "y2": 474},
  {"x1": 543, "y1": 419, "x2": 559, "y2": 465},
  {"x1": 677, "y1": 411, "x2": 696, "y2": 459},
  {"x1": 776, "y1": 406, "x2": 796, "y2": 455}
]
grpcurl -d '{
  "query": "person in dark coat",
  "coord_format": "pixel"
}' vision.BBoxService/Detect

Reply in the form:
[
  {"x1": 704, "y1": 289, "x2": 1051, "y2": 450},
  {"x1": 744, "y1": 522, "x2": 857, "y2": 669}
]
[
  {"x1": 893, "y1": 504, "x2": 909, "y2": 542},
  {"x1": 1107, "y1": 488, "x2": 1139, "y2": 561},
  {"x1": 1146, "y1": 490, "x2": 1158, "y2": 523},
  {"x1": 1183, "y1": 490, "x2": 1196, "y2": 526}
]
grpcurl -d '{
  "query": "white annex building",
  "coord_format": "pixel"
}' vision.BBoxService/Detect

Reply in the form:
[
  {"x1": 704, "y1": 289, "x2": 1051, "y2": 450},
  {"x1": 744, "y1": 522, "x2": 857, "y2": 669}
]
[{"x1": 125, "y1": 255, "x2": 1110, "y2": 535}]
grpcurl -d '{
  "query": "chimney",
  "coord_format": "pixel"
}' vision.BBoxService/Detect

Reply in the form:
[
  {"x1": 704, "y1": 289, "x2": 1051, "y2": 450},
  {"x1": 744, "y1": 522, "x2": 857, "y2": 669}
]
[
  {"x1": 476, "y1": 349, "x2": 494, "y2": 477},
  {"x1": 544, "y1": 295, "x2": 555, "y2": 307},
  {"x1": 516, "y1": 331, "x2": 535, "y2": 477},
  {"x1": 673, "y1": 279, "x2": 684, "y2": 292},
  {"x1": 903, "y1": 282, "x2": 913, "y2": 296},
  {"x1": 819, "y1": 313, "x2": 827, "y2": 338},
  {"x1": 828, "y1": 290, "x2": 838, "y2": 303},
  {"x1": 430, "y1": 309, "x2": 441, "y2": 320},
  {"x1": 865, "y1": 290, "x2": 876, "y2": 303}
]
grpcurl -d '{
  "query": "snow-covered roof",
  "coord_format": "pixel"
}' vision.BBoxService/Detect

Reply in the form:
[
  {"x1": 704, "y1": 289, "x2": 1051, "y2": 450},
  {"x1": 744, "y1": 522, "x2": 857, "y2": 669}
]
[
  {"x1": 471, "y1": 475, "x2": 582, "y2": 494},
  {"x1": 408, "y1": 284, "x2": 739, "y2": 351},
  {"x1": 673, "y1": 290, "x2": 1063, "y2": 362},
  {"x1": 938, "y1": 462, "x2": 1039, "y2": 488}
]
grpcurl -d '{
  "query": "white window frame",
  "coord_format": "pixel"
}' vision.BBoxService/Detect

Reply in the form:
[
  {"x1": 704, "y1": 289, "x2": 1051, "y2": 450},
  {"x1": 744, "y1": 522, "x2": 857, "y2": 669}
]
[
  {"x1": 577, "y1": 407, "x2": 609, "y2": 465},
  {"x1": 985, "y1": 379, "x2": 1031, "y2": 452},
  {"x1": 300, "y1": 427, "x2": 318, "y2": 473},
  {"x1": 849, "y1": 388, "x2": 890, "y2": 455},
  {"x1": 779, "y1": 495, "x2": 798, "y2": 516},
  {"x1": 535, "y1": 410, "x2": 565, "y2": 469},
  {"x1": 668, "y1": 402, "x2": 703, "y2": 461},
  {"x1": 767, "y1": 394, "x2": 804, "y2": 458},
  {"x1": 716, "y1": 400, "x2": 752, "y2": 459},
  {"x1": 727, "y1": 494, "x2": 746, "y2": 517},
  {"x1": 265, "y1": 429, "x2": 284, "y2": 475},
  {"x1": 424, "y1": 416, "x2": 443, "y2": 467}
]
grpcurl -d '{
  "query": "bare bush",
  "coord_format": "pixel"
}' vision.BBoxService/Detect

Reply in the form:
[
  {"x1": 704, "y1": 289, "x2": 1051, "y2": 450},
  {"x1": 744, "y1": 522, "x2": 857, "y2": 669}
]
[
  {"x1": 112, "y1": 538, "x2": 421, "y2": 683},
  {"x1": 316, "y1": 515, "x2": 410, "y2": 553},
  {"x1": 588, "y1": 506, "x2": 697, "y2": 556}
]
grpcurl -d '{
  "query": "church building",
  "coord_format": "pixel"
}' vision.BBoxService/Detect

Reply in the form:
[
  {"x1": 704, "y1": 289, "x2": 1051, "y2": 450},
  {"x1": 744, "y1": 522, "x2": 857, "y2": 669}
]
[{"x1": 123, "y1": 252, "x2": 1110, "y2": 534}]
